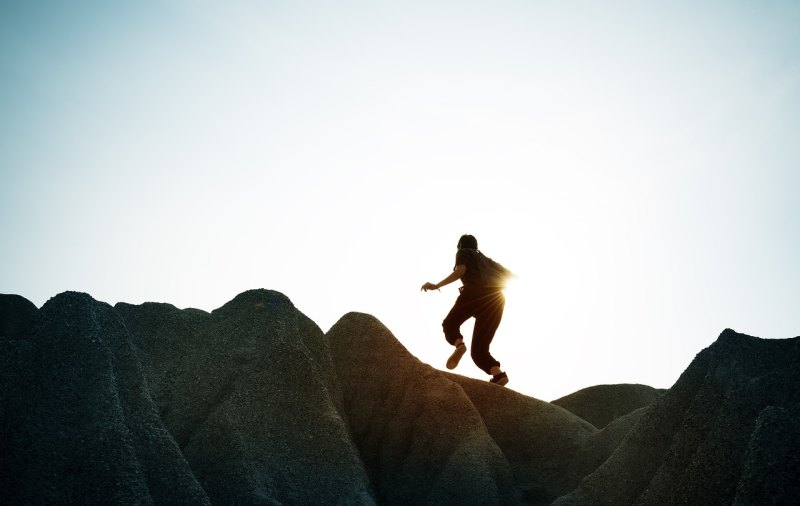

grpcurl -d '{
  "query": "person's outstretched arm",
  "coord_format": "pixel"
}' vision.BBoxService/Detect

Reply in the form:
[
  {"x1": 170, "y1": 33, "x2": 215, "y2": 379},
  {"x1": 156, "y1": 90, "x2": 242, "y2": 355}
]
[{"x1": 421, "y1": 265, "x2": 466, "y2": 292}]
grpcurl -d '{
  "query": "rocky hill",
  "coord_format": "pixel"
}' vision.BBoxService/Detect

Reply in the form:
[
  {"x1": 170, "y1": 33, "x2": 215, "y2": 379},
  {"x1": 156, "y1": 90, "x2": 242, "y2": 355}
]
[
  {"x1": 551, "y1": 383, "x2": 666, "y2": 429},
  {"x1": 1, "y1": 289, "x2": 798, "y2": 505}
]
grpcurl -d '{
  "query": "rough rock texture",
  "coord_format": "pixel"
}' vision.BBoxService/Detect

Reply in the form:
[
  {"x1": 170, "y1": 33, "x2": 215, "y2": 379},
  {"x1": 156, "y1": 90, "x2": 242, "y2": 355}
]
[
  {"x1": 327, "y1": 312, "x2": 519, "y2": 505},
  {"x1": 446, "y1": 373, "x2": 624, "y2": 504},
  {"x1": 0, "y1": 292, "x2": 209, "y2": 505},
  {"x1": 553, "y1": 329, "x2": 800, "y2": 506},
  {"x1": 734, "y1": 404, "x2": 800, "y2": 504},
  {"x1": 115, "y1": 290, "x2": 374, "y2": 505},
  {"x1": 2, "y1": 291, "x2": 798, "y2": 505},
  {"x1": 551, "y1": 384, "x2": 665, "y2": 429}
]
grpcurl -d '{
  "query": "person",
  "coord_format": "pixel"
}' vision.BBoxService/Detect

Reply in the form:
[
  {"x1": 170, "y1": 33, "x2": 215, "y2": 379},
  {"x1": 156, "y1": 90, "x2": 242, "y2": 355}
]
[{"x1": 420, "y1": 234, "x2": 509, "y2": 386}]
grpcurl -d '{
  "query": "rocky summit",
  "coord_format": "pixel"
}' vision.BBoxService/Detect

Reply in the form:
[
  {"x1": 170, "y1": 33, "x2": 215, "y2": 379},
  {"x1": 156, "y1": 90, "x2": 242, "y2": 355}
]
[{"x1": 1, "y1": 290, "x2": 798, "y2": 505}]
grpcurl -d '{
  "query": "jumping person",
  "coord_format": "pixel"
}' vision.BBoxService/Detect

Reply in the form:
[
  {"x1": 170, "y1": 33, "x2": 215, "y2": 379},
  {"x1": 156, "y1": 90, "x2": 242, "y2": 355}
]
[{"x1": 420, "y1": 234, "x2": 510, "y2": 386}]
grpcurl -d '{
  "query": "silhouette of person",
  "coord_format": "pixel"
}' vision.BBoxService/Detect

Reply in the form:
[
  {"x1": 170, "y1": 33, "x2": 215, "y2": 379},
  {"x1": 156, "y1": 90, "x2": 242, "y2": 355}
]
[{"x1": 421, "y1": 234, "x2": 509, "y2": 386}]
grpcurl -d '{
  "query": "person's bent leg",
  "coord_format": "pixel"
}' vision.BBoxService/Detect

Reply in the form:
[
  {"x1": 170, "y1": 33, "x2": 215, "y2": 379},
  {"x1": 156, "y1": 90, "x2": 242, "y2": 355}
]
[
  {"x1": 470, "y1": 291, "x2": 505, "y2": 374},
  {"x1": 442, "y1": 293, "x2": 475, "y2": 369},
  {"x1": 442, "y1": 294, "x2": 473, "y2": 346}
]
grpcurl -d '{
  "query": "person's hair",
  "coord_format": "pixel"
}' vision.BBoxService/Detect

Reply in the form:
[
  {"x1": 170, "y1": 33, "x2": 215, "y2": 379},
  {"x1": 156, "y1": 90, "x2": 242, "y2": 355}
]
[{"x1": 457, "y1": 234, "x2": 478, "y2": 249}]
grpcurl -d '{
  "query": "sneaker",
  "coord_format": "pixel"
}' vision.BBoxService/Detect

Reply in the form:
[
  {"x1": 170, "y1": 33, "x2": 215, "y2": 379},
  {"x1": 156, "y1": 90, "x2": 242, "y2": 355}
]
[
  {"x1": 446, "y1": 343, "x2": 467, "y2": 370},
  {"x1": 490, "y1": 372, "x2": 509, "y2": 386}
]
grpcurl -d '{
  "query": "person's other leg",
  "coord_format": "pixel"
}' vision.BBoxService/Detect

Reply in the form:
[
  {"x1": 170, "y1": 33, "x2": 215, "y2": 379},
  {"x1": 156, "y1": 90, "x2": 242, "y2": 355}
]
[{"x1": 470, "y1": 291, "x2": 505, "y2": 375}]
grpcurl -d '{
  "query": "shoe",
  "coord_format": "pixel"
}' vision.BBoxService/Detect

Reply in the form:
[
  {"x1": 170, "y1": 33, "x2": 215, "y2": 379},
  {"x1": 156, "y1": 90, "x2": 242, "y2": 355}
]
[
  {"x1": 446, "y1": 343, "x2": 467, "y2": 370},
  {"x1": 490, "y1": 372, "x2": 509, "y2": 386}
]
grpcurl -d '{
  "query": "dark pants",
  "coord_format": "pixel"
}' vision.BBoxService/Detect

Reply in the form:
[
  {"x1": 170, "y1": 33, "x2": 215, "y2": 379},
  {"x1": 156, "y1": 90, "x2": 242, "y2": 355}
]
[{"x1": 442, "y1": 286, "x2": 505, "y2": 374}]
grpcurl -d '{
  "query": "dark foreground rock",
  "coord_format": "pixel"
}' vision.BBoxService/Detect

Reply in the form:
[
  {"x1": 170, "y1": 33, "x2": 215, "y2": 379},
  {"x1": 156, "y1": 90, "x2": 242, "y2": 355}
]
[
  {"x1": 327, "y1": 312, "x2": 518, "y2": 505},
  {"x1": 553, "y1": 329, "x2": 800, "y2": 506},
  {"x1": 1, "y1": 291, "x2": 798, "y2": 505},
  {"x1": 1, "y1": 292, "x2": 209, "y2": 505},
  {"x1": 115, "y1": 290, "x2": 374, "y2": 505}
]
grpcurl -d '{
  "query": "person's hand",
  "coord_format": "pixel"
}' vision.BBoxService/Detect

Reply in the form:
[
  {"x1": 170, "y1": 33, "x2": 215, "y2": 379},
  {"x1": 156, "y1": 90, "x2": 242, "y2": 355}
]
[{"x1": 420, "y1": 282, "x2": 439, "y2": 292}]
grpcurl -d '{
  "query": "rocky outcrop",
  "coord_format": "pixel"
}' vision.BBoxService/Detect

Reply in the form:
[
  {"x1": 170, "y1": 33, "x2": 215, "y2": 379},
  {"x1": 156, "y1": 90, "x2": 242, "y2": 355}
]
[
  {"x1": 2, "y1": 291, "x2": 798, "y2": 505},
  {"x1": 553, "y1": 329, "x2": 800, "y2": 506},
  {"x1": 327, "y1": 312, "x2": 518, "y2": 505},
  {"x1": 115, "y1": 290, "x2": 373, "y2": 505},
  {"x1": 446, "y1": 373, "x2": 625, "y2": 504},
  {"x1": 1, "y1": 292, "x2": 209, "y2": 505},
  {"x1": 551, "y1": 384, "x2": 665, "y2": 429}
]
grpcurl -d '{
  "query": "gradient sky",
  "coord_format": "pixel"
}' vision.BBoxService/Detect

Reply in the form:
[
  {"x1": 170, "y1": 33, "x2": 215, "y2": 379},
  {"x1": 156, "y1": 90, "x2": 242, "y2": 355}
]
[{"x1": 2, "y1": 1, "x2": 799, "y2": 400}]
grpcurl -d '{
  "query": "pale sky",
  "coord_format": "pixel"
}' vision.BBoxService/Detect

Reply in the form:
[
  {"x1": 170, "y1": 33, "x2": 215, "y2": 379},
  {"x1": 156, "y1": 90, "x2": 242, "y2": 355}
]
[{"x1": 2, "y1": 1, "x2": 799, "y2": 401}]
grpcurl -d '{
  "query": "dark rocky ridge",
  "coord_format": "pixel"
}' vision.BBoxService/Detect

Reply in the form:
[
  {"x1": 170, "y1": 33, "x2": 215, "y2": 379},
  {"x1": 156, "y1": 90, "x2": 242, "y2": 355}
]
[
  {"x1": 552, "y1": 329, "x2": 800, "y2": 506},
  {"x1": 1, "y1": 292, "x2": 209, "y2": 505},
  {"x1": 1, "y1": 290, "x2": 798, "y2": 505}
]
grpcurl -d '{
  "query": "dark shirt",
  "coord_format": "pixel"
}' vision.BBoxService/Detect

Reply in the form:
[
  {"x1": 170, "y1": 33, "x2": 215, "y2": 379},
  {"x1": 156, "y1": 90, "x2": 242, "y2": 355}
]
[{"x1": 454, "y1": 248, "x2": 482, "y2": 287}]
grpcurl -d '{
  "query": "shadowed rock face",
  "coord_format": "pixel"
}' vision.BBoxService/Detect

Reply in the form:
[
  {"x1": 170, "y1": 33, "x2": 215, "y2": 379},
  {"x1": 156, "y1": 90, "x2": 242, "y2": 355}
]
[
  {"x1": 327, "y1": 312, "x2": 522, "y2": 505},
  {"x1": 115, "y1": 290, "x2": 373, "y2": 505},
  {"x1": 445, "y1": 373, "x2": 613, "y2": 504},
  {"x1": 1, "y1": 290, "x2": 372, "y2": 506},
  {"x1": 1, "y1": 292, "x2": 210, "y2": 505},
  {"x1": 2, "y1": 291, "x2": 798, "y2": 505},
  {"x1": 553, "y1": 329, "x2": 800, "y2": 506},
  {"x1": 551, "y1": 384, "x2": 666, "y2": 429}
]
